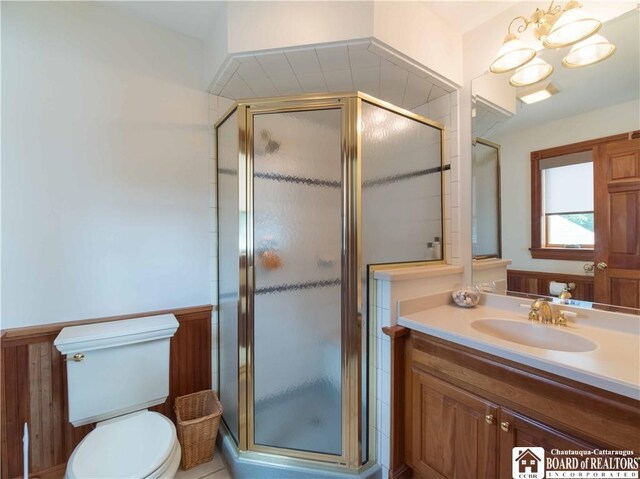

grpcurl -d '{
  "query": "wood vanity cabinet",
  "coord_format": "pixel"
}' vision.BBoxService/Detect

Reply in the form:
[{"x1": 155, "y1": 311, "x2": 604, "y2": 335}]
[
  {"x1": 383, "y1": 326, "x2": 640, "y2": 479},
  {"x1": 409, "y1": 370, "x2": 498, "y2": 478}
]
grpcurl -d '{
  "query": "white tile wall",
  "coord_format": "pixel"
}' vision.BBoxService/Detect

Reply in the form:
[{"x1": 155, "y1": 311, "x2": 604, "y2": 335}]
[
  {"x1": 414, "y1": 90, "x2": 461, "y2": 266},
  {"x1": 371, "y1": 265, "x2": 463, "y2": 475}
]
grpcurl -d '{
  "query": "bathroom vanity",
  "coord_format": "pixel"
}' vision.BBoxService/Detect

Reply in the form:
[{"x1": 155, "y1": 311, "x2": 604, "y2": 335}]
[{"x1": 383, "y1": 294, "x2": 640, "y2": 479}]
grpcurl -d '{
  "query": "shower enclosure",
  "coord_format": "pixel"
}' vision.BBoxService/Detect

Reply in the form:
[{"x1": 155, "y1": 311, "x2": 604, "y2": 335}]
[{"x1": 216, "y1": 92, "x2": 444, "y2": 471}]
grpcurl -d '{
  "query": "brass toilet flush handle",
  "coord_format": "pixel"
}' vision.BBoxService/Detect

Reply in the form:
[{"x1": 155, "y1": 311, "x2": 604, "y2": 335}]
[{"x1": 65, "y1": 352, "x2": 85, "y2": 362}]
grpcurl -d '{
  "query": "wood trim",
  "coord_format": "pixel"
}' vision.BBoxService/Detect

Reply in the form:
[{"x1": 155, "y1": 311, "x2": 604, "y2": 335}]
[
  {"x1": 1, "y1": 304, "x2": 213, "y2": 345},
  {"x1": 528, "y1": 248, "x2": 594, "y2": 261},
  {"x1": 529, "y1": 131, "x2": 638, "y2": 261},
  {"x1": 1, "y1": 305, "x2": 212, "y2": 479},
  {"x1": 382, "y1": 326, "x2": 410, "y2": 479},
  {"x1": 534, "y1": 133, "x2": 632, "y2": 159}
]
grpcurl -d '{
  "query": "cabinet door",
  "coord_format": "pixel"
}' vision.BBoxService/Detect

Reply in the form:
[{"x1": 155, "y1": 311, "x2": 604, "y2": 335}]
[
  {"x1": 410, "y1": 371, "x2": 498, "y2": 479},
  {"x1": 498, "y1": 408, "x2": 597, "y2": 479}
]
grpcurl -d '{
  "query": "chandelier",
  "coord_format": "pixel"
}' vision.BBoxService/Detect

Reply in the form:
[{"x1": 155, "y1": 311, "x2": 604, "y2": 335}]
[{"x1": 489, "y1": 1, "x2": 616, "y2": 87}]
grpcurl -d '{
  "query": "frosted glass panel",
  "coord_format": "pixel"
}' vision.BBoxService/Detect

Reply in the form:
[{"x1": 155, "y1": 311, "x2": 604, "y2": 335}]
[
  {"x1": 361, "y1": 102, "x2": 441, "y2": 463},
  {"x1": 253, "y1": 109, "x2": 342, "y2": 455},
  {"x1": 361, "y1": 101, "x2": 443, "y2": 268},
  {"x1": 217, "y1": 111, "x2": 240, "y2": 444}
]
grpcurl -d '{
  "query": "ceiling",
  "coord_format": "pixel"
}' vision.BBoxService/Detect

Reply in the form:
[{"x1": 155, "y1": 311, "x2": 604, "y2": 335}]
[{"x1": 105, "y1": 1, "x2": 522, "y2": 41}]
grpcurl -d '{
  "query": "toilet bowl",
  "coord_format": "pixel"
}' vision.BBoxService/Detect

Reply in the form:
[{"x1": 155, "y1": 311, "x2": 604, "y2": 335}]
[{"x1": 65, "y1": 411, "x2": 181, "y2": 479}]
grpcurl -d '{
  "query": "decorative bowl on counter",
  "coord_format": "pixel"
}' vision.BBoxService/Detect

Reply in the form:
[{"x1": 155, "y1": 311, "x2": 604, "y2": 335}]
[{"x1": 452, "y1": 286, "x2": 481, "y2": 308}]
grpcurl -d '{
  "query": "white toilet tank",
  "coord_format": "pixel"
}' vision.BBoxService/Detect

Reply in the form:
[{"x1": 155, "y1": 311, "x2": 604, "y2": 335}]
[{"x1": 54, "y1": 314, "x2": 179, "y2": 426}]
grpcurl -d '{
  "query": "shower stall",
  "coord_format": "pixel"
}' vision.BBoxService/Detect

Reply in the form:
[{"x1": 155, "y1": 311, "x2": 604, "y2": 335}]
[{"x1": 216, "y1": 92, "x2": 444, "y2": 472}]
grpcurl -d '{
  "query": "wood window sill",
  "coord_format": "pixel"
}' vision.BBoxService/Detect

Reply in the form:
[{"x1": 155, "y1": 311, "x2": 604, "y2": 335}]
[{"x1": 529, "y1": 247, "x2": 594, "y2": 261}]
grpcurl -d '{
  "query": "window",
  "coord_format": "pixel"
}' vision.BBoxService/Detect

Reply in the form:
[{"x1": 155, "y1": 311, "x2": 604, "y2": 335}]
[
  {"x1": 541, "y1": 155, "x2": 594, "y2": 248},
  {"x1": 528, "y1": 134, "x2": 634, "y2": 261}
]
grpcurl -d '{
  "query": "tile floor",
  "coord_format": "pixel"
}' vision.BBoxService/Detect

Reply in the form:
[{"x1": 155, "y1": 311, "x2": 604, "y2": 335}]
[{"x1": 175, "y1": 449, "x2": 233, "y2": 479}]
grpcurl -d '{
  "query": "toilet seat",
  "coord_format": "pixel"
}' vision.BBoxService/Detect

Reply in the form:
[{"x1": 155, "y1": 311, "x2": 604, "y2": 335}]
[{"x1": 66, "y1": 410, "x2": 181, "y2": 479}]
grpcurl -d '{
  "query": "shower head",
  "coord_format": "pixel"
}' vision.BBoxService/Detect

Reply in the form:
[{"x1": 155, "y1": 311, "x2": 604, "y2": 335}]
[{"x1": 261, "y1": 129, "x2": 280, "y2": 154}]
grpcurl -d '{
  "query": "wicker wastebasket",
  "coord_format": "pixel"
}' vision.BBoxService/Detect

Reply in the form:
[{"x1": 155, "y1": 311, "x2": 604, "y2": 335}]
[{"x1": 174, "y1": 390, "x2": 223, "y2": 470}]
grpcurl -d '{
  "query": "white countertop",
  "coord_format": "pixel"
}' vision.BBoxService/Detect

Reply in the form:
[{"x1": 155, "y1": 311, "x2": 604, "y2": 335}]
[{"x1": 398, "y1": 294, "x2": 640, "y2": 400}]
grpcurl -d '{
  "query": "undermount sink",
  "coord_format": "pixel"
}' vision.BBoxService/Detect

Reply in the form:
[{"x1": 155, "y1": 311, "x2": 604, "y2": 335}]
[{"x1": 471, "y1": 319, "x2": 598, "y2": 352}]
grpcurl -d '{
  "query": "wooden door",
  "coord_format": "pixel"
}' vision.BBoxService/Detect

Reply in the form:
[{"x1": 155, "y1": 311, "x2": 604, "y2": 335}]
[
  {"x1": 497, "y1": 409, "x2": 597, "y2": 479},
  {"x1": 594, "y1": 136, "x2": 640, "y2": 307},
  {"x1": 410, "y1": 371, "x2": 498, "y2": 479}
]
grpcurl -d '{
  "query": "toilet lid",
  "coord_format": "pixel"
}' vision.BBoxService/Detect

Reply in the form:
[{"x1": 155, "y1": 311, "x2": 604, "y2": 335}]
[{"x1": 68, "y1": 411, "x2": 176, "y2": 479}]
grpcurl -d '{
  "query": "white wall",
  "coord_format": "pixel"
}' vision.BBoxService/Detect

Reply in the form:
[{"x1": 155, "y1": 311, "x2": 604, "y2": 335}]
[
  {"x1": 206, "y1": 1, "x2": 463, "y2": 90},
  {"x1": 1, "y1": 2, "x2": 210, "y2": 328},
  {"x1": 373, "y1": 2, "x2": 463, "y2": 86},
  {"x1": 494, "y1": 99, "x2": 640, "y2": 275},
  {"x1": 227, "y1": 1, "x2": 373, "y2": 54}
]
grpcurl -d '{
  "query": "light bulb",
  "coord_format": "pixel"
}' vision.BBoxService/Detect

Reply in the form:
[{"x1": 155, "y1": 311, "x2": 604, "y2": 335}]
[
  {"x1": 543, "y1": 4, "x2": 601, "y2": 48},
  {"x1": 510, "y1": 58, "x2": 554, "y2": 87},
  {"x1": 562, "y1": 34, "x2": 616, "y2": 68},
  {"x1": 490, "y1": 34, "x2": 537, "y2": 73}
]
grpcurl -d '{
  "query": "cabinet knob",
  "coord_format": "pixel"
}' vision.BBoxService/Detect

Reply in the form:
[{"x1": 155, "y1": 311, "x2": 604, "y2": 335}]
[
  {"x1": 500, "y1": 421, "x2": 511, "y2": 432},
  {"x1": 597, "y1": 262, "x2": 608, "y2": 270},
  {"x1": 485, "y1": 414, "x2": 495, "y2": 425}
]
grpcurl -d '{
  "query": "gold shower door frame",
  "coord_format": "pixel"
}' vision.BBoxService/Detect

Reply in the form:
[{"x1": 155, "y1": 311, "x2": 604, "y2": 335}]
[{"x1": 215, "y1": 92, "x2": 446, "y2": 470}]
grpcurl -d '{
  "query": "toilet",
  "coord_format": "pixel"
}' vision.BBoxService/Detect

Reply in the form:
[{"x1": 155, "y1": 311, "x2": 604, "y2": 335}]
[{"x1": 54, "y1": 314, "x2": 181, "y2": 478}]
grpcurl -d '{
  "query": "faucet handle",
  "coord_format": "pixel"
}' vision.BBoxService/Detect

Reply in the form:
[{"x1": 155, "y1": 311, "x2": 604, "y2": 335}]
[{"x1": 554, "y1": 310, "x2": 577, "y2": 326}]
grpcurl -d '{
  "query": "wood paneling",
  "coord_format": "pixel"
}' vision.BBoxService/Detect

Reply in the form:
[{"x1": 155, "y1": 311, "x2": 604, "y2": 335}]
[
  {"x1": 507, "y1": 269, "x2": 594, "y2": 302},
  {"x1": 594, "y1": 138, "x2": 640, "y2": 307},
  {"x1": 498, "y1": 409, "x2": 596, "y2": 479},
  {"x1": 1, "y1": 305, "x2": 212, "y2": 479},
  {"x1": 382, "y1": 326, "x2": 411, "y2": 479},
  {"x1": 410, "y1": 372, "x2": 497, "y2": 479}
]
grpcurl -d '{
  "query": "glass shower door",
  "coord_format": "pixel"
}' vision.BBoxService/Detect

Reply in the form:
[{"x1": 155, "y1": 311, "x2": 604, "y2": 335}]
[
  {"x1": 217, "y1": 110, "x2": 241, "y2": 444},
  {"x1": 251, "y1": 108, "x2": 343, "y2": 457}
]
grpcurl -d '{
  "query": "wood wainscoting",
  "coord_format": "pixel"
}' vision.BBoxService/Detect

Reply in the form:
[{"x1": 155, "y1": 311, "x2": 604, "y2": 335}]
[
  {"x1": 507, "y1": 269, "x2": 595, "y2": 302},
  {"x1": 0, "y1": 305, "x2": 212, "y2": 479}
]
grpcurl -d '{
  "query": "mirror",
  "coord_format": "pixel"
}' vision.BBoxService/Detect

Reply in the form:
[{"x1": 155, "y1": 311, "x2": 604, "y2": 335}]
[
  {"x1": 472, "y1": 138, "x2": 501, "y2": 259},
  {"x1": 471, "y1": 8, "x2": 640, "y2": 310}
]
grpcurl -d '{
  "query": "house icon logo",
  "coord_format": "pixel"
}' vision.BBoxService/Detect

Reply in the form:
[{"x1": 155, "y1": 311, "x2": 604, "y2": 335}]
[{"x1": 512, "y1": 447, "x2": 545, "y2": 479}]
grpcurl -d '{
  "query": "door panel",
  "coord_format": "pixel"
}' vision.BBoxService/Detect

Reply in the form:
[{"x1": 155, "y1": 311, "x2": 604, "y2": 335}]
[
  {"x1": 594, "y1": 138, "x2": 640, "y2": 307},
  {"x1": 251, "y1": 108, "x2": 343, "y2": 456},
  {"x1": 411, "y1": 370, "x2": 498, "y2": 479},
  {"x1": 498, "y1": 409, "x2": 597, "y2": 479}
]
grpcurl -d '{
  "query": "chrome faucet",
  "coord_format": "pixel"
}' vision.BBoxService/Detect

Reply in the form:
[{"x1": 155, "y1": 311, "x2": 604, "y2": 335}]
[{"x1": 528, "y1": 298, "x2": 569, "y2": 326}]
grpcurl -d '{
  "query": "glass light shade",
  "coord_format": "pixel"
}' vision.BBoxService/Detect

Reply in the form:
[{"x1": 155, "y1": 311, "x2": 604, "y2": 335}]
[
  {"x1": 562, "y1": 34, "x2": 616, "y2": 68},
  {"x1": 510, "y1": 58, "x2": 553, "y2": 87},
  {"x1": 490, "y1": 36, "x2": 537, "y2": 73},
  {"x1": 543, "y1": 6, "x2": 601, "y2": 48}
]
